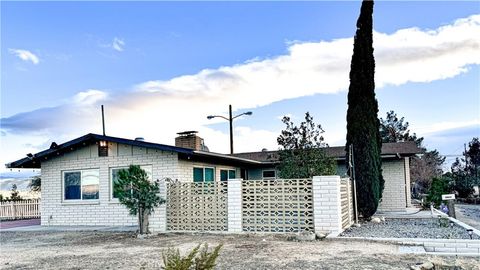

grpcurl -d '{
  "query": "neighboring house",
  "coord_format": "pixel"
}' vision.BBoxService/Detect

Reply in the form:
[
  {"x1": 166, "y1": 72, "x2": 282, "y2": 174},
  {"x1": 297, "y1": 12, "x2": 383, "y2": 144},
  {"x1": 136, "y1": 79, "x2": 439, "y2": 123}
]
[{"x1": 6, "y1": 131, "x2": 421, "y2": 226}]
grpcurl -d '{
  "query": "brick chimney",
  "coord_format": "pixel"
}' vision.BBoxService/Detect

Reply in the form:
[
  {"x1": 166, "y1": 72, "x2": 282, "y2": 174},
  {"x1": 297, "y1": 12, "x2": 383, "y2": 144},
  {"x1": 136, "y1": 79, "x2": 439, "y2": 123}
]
[{"x1": 175, "y1": 131, "x2": 208, "y2": 151}]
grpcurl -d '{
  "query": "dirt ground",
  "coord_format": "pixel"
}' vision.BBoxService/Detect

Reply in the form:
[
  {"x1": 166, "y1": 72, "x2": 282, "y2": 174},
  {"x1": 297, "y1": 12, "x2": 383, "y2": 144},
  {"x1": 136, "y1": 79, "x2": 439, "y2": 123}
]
[{"x1": 1, "y1": 231, "x2": 479, "y2": 270}]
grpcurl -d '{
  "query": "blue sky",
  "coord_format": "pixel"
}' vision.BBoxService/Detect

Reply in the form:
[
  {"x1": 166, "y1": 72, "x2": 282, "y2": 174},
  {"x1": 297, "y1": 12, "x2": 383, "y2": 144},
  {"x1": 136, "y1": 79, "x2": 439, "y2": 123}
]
[{"x1": 1, "y1": 1, "x2": 479, "y2": 175}]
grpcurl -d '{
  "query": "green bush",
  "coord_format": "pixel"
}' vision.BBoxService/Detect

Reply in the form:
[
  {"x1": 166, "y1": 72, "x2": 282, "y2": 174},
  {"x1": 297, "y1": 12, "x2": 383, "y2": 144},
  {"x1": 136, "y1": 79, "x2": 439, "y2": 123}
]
[
  {"x1": 162, "y1": 243, "x2": 223, "y2": 270},
  {"x1": 426, "y1": 176, "x2": 451, "y2": 207}
]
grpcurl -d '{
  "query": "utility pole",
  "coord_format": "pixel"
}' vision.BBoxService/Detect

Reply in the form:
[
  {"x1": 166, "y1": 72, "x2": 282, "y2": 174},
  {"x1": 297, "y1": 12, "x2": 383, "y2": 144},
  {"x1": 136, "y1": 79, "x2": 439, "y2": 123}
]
[
  {"x1": 101, "y1": 105, "x2": 106, "y2": 136},
  {"x1": 229, "y1": 105, "x2": 233, "y2": 155},
  {"x1": 207, "y1": 105, "x2": 252, "y2": 155}
]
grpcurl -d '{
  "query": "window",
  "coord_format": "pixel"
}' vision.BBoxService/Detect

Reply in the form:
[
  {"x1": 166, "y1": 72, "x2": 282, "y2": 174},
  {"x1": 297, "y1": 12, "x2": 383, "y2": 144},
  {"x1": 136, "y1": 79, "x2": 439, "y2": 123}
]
[
  {"x1": 63, "y1": 169, "x2": 99, "y2": 201},
  {"x1": 111, "y1": 165, "x2": 152, "y2": 199},
  {"x1": 193, "y1": 167, "x2": 215, "y2": 182},
  {"x1": 220, "y1": 169, "x2": 236, "y2": 181},
  {"x1": 262, "y1": 170, "x2": 276, "y2": 179}
]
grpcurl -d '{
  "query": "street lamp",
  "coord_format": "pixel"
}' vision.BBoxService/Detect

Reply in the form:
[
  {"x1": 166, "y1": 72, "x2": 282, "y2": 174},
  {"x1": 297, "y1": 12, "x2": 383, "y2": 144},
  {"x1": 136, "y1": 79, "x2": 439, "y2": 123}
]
[{"x1": 207, "y1": 104, "x2": 252, "y2": 154}]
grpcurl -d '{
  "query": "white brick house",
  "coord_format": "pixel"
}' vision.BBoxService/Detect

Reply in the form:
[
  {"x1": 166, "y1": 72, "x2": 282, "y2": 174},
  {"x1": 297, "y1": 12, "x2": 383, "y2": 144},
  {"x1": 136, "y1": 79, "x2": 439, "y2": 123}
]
[{"x1": 6, "y1": 131, "x2": 421, "y2": 227}]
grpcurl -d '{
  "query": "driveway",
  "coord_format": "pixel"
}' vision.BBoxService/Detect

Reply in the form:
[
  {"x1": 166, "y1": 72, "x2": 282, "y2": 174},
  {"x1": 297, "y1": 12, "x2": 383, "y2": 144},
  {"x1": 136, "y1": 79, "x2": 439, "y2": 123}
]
[
  {"x1": 455, "y1": 204, "x2": 480, "y2": 230},
  {"x1": 0, "y1": 218, "x2": 40, "y2": 230}
]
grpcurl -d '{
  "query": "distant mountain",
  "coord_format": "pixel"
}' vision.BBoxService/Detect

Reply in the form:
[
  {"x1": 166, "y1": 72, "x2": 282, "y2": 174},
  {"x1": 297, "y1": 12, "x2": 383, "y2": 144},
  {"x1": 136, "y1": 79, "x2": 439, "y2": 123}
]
[
  {"x1": 0, "y1": 170, "x2": 39, "y2": 179},
  {"x1": 0, "y1": 177, "x2": 32, "y2": 191}
]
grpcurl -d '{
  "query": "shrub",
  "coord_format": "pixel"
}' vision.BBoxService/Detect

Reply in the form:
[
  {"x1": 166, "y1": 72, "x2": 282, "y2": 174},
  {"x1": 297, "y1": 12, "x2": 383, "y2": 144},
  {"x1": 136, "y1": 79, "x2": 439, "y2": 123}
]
[
  {"x1": 162, "y1": 243, "x2": 223, "y2": 270},
  {"x1": 426, "y1": 176, "x2": 451, "y2": 207}
]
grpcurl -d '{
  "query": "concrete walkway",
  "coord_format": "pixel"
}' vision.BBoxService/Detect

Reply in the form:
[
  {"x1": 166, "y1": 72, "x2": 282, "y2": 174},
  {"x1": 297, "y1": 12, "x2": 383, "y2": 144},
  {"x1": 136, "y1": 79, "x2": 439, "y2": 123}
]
[
  {"x1": 0, "y1": 218, "x2": 40, "y2": 230},
  {"x1": 376, "y1": 208, "x2": 433, "y2": 218}
]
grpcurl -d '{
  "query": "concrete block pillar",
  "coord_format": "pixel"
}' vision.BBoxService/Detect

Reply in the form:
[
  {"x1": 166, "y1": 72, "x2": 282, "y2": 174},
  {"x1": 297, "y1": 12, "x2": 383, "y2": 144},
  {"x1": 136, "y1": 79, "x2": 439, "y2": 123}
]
[
  {"x1": 312, "y1": 176, "x2": 342, "y2": 235},
  {"x1": 227, "y1": 179, "x2": 242, "y2": 233},
  {"x1": 150, "y1": 179, "x2": 167, "y2": 233}
]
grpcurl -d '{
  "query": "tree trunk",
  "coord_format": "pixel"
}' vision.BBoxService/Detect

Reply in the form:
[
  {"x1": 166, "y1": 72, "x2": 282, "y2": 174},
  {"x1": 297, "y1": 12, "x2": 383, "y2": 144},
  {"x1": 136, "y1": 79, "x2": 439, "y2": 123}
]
[
  {"x1": 142, "y1": 209, "x2": 150, "y2": 234},
  {"x1": 138, "y1": 206, "x2": 144, "y2": 234},
  {"x1": 138, "y1": 206, "x2": 150, "y2": 235}
]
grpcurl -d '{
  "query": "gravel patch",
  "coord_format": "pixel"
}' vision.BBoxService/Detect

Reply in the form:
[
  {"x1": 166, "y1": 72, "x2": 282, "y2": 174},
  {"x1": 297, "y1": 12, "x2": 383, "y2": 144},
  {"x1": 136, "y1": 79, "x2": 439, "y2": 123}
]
[{"x1": 340, "y1": 218, "x2": 480, "y2": 239}]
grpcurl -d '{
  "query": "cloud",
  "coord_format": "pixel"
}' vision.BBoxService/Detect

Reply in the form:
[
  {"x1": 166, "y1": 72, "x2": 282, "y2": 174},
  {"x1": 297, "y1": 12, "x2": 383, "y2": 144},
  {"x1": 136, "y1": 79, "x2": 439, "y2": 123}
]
[
  {"x1": 1, "y1": 14, "x2": 479, "y2": 157},
  {"x1": 415, "y1": 119, "x2": 480, "y2": 136},
  {"x1": 8, "y1": 49, "x2": 40, "y2": 64},
  {"x1": 112, "y1": 37, "x2": 125, "y2": 52},
  {"x1": 1, "y1": 89, "x2": 108, "y2": 134}
]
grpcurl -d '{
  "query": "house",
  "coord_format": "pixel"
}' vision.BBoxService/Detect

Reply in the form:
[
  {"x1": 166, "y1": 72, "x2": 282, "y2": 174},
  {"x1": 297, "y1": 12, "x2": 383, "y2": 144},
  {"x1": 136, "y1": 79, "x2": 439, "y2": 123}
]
[{"x1": 6, "y1": 131, "x2": 421, "y2": 227}]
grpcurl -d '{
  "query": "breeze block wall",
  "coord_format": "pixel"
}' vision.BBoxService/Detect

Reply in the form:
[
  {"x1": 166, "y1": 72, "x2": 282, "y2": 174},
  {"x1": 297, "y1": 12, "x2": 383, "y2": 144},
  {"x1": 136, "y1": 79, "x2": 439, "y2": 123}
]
[{"x1": 40, "y1": 142, "x2": 178, "y2": 227}]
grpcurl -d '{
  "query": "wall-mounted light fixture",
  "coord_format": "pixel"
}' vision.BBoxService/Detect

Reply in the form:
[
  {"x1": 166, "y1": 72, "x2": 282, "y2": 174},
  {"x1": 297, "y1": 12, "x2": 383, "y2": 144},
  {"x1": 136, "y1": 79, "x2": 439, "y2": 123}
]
[{"x1": 98, "y1": 140, "x2": 108, "y2": 157}]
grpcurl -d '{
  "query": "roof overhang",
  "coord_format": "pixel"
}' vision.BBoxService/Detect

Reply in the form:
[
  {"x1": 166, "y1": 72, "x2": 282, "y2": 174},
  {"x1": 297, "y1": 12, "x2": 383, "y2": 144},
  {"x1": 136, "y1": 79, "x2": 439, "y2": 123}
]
[{"x1": 6, "y1": 133, "x2": 195, "y2": 169}]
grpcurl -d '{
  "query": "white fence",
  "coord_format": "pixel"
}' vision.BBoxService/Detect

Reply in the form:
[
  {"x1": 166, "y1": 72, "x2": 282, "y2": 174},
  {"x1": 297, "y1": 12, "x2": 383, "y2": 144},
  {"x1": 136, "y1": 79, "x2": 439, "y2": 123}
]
[
  {"x1": 0, "y1": 199, "x2": 40, "y2": 220},
  {"x1": 340, "y1": 178, "x2": 354, "y2": 229}
]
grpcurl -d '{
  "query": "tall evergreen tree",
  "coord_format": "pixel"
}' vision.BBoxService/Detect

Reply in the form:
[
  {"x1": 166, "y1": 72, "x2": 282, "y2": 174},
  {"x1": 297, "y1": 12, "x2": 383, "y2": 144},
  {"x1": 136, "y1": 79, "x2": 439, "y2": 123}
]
[{"x1": 345, "y1": 0, "x2": 383, "y2": 218}]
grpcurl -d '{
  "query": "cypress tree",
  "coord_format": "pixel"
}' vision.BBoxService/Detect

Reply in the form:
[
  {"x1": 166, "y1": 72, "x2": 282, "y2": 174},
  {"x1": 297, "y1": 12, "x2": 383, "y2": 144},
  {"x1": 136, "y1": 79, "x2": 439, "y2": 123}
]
[{"x1": 345, "y1": 0, "x2": 383, "y2": 218}]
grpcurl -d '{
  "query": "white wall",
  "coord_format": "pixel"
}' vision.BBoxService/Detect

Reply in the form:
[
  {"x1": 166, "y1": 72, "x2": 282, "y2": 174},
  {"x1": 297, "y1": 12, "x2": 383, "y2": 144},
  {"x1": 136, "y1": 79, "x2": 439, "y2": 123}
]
[
  {"x1": 378, "y1": 158, "x2": 410, "y2": 212},
  {"x1": 41, "y1": 142, "x2": 178, "y2": 227}
]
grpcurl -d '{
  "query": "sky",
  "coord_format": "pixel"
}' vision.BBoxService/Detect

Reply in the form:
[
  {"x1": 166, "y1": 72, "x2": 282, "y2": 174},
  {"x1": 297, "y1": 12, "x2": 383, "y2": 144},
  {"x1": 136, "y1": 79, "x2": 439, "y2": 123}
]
[{"x1": 1, "y1": 1, "x2": 479, "y2": 177}]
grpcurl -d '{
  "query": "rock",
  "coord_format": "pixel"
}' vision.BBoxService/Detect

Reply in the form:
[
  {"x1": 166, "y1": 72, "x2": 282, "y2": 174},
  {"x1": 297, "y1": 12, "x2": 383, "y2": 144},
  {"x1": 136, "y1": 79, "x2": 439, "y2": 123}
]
[
  {"x1": 420, "y1": 261, "x2": 434, "y2": 270},
  {"x1": 371, "y1": 217, "x2": 381, "y2": 224},
  {"x1": 137, "y1": 234, "x2": 150, "y2": 239},
  {"x1": 315, "y1": 233, "x2": 327, "y2": 240},
  {"x1": 296, "y1": 231, "x2": 316, "y2": 241},
  {"x1": 410, "y1": 265, "x2": 421, "y2": 270}
]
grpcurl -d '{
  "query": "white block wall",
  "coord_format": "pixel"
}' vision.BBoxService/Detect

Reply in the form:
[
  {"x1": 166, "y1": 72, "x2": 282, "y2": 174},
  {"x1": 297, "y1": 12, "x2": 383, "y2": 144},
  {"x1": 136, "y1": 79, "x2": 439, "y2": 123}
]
[
  {"x1": 41, "y1": 143, "x2": 178, "y2": 228},
  {"x1": 150, "y1": 179, "x2": 167, "y2": 232},
  {"x1": 312, "y1": 176, "x2": 342, "y2": 235},
  {"x1": 227, "y1": 179, "x2": 242, "y2": 233},
  {"x1": 378, "y1": 158, "x2": 410, "y2": 212}
]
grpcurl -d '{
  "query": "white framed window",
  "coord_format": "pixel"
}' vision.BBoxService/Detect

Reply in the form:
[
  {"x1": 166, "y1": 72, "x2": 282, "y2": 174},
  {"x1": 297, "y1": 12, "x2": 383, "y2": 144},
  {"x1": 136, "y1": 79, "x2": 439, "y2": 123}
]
[
  {"x1": 262, "y1": 170, "x2": 276, "y2": 179},
  {"x1": 110, "y1": 165, "x2": 153, "y2": 200},
  {"x1": 193, "y1": 167, "x2": 215, "y2": 182},
  {"x1": 220, "y1": 169, "x2": 236, "y2": 181},
  {"x1": 63, "y1": 169, "x2": 100, "y2": 201}
]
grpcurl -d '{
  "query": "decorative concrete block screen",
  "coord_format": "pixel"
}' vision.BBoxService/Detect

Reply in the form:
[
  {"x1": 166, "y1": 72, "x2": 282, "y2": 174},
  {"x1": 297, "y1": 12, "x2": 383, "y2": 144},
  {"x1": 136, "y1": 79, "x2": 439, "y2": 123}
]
[
  {"x1": 340, "y1": 178, "x2": 354, "y2": 229},
  {"x1": 242, "y1": 179, "x2": 314, "y2": 233},
  {"x1": 166, "y1": 181, "x2": 228, "y2": 232}
]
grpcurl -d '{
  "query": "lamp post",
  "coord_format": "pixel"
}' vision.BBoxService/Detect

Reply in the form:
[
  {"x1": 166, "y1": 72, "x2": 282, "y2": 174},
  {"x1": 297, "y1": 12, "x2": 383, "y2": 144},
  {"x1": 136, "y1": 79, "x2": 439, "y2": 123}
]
[{"x1": 207, "y1": 104, "x2": 252, "y2": 154}]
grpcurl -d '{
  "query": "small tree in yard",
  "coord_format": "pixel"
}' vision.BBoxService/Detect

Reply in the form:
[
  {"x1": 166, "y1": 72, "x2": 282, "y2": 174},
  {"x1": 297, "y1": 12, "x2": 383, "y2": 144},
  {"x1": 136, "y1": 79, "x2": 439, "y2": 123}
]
[
  {"x1": 10, "y1": 184, "x2": 22, "y2": 201},
  {"x1": 277, "y1": 112, "x2": 336, "y2": 178},
  {"x1": 450, "y1": 158, "x2": 474, "y2": 198},
  {"x1": 114, "y1": 165, "x2": 165, "y2": 234}
]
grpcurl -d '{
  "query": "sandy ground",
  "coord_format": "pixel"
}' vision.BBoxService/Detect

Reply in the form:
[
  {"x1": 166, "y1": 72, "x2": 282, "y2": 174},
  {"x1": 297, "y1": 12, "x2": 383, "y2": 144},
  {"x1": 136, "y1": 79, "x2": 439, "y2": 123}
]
[
  {"x1": 1, "y1": 231, "x2": 479, "y2": 270},
  {"x1": 455, "y1": 204, "x2": 480, "y2": 230}
]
